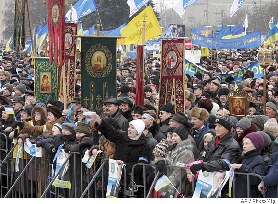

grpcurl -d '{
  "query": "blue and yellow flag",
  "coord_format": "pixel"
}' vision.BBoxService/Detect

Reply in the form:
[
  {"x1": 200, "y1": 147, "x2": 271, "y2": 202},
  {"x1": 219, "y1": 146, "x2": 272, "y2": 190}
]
[
  {"x1": 265, "y1": 25, "x2": 278, "y2": 47},
  {"x1": 120, "y1": 6, "x2": 162, "y2": 45},
  {"x1": 217, "y1": 24, "x2": 245, "y2": 40},
  {"x1": 5, "y1": 35, "x2": 14, "y2": 52}
]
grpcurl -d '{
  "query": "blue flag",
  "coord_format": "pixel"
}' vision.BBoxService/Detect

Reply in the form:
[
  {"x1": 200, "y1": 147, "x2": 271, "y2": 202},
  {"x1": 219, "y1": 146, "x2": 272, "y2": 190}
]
[
  {"x1": 66, "y1": 0, "x2": 97, "y2": 21},
  {"x1": 127, "y1": 0, "x2": 150, "y2": 17}
]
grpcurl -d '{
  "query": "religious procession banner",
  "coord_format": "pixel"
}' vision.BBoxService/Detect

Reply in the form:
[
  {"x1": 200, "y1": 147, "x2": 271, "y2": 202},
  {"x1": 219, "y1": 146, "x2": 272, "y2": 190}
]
[
  {"x1": 159, "y1": 39, "x2": 185, "y2": 113},
  {"x1": 59, "y1": 23, "x2": 77, "y2": 101},
  {"x1": 34, "y1": 57, "x2": 59, "y2": 104},
  {"x1": 184, "y1": 59, "x2": 264, "y2": 81},
  {"x1": 14, "y1": 0, "x2": 26, "y2": 52},
  {"x1": 80, "y1": 36, "x2": 117, "y2": 113}
]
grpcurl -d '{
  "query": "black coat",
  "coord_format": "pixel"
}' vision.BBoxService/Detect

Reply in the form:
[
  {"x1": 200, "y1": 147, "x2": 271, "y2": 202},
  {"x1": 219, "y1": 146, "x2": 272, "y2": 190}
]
[
  {"x1": 204, "y1": 132, "x2": 241, "y2": 172},
  {"x1": 233, "y1": 149, "x2": 266, "y2": 198},
  {"x1": 263, "y1": 151, "x2": 278, "y2": 198},
  {"x1": 96, "y1": 120, "x2": 152, "y2": 185}
]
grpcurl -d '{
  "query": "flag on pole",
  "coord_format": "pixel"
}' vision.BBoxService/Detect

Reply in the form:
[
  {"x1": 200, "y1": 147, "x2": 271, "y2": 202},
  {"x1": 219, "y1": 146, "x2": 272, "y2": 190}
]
[
  {"x1": 173, "y1": 0, "x2": 198, "y2": 18},
  {"x1": 230, "y1": 0, "x2": 245, "y2": 17},
  {"x1": 5, "y1": 36, "x2": 14, "y2": 52},
  {"x1": 269, "y1": 17, "x2": 276, "y2": 29},
  {"x1": 244, "y1": 15, "x2": 248, "y2": 29},
  {"x1": 264, "y1": 25, "x2": 278, "y2": 47},
  {"x1": 120, "y1": 6, "x2": 162, "y2": 45},
  {"x1": 65, "y1": 5, "x2": 78, "y2": 22},
  {"x1": 65, "y1": 0, "x2": 97, "y2": 21},
  {"x1": 154, "y1": 175, "x2": 172, "y2": 191},
  {"x1": 127, "y1": 0, "x2": 150, "y2": 18}
]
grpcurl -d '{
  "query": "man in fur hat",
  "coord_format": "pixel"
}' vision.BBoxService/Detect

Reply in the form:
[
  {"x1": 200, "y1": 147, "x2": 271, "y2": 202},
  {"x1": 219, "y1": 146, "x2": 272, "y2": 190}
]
[
  {"x1": 217, "y1": 87, "x2": 230, "y2": 109},
  {"x1": 190, "y1": 107, "x2": 210, "y2": 148}
]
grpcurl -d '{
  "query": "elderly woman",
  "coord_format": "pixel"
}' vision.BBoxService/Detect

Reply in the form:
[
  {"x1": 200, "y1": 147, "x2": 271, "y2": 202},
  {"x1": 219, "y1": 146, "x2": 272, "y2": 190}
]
[{"x1": 90, "y1": 113, "x2": 152, "y2": 198}]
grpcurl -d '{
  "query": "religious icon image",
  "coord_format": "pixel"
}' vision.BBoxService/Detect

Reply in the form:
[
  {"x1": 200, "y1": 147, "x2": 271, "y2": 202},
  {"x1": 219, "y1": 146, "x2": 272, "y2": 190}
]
[
  {"x1": 91, "y1": 51, "x2": 106, "y2": 71},
  {"x1": 166, "y1": 51, "x2": 177, "y2": 69},
  {"x1": 230, "y1": 97, "x2": 247, "y2": 116},
  {"x1": 40, "y1": 72, "x2": 52, "y2": 93},
  {"x1": 65, "y1": 33, "x2": 72, "y2": 50}
]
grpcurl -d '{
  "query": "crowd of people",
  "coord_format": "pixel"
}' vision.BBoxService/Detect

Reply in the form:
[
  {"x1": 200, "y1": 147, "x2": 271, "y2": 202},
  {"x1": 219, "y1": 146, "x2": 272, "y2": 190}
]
[{"x1": 0, "y1": 46, "x2": 278, "y2": 198}]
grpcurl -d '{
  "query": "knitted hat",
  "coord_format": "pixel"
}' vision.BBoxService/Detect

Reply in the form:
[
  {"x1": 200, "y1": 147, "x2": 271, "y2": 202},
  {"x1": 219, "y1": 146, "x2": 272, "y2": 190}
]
[
  {"x1": 35, "y1": 101, "x2": 47, "y2": 108},
  {"x1": 190, "y1": 107, "x2": 209, "y2": 122},
  {"x1": 236, "y1": 118, "x2": 251, "y2": 131},
  {"x1": 22, "y1": 105, "x2": 33, "y2": 116},
  {"x1": 53, "y1": 123, "x2": 63, "y2": 133},
  {"x1": 129, "y1": 119, "x2": 145, "y2": 136},
  {"x1": 245, "y1": 132, "x2": 264, "y2": 149},
  {"x1": 247, "y1": 115, "x2": 268, "y2": 131},
  {"x1": 218, "y1": 87, "x2": 230, "y2": 96},
  {"x1": 160, "y1": 103, "x2": 175, "y2": 114},
  {"x1": 215, "y1": 114, "x2": 232, "y2": 131},
  {"x1": 211, "y1": 79, "x2": 221, "y2": 87},
  {"x1": 257, "y1": 131, "x2": 272, "y2": 148},
  {"x1": 47, "y1": 105, "x2": 62, "y2": 119},
  {"x1": 173, "y1": 125, "x2": 188, "y2": 140},
  {"x1": 264, "y1": 118, "x2": 278, "y2": 137},
  {"x1": 4, "y1": 83, "x2": 14, "y2": 93},
  {"x1": 266, "y1": 101, "x2": 278, "y2": 111},
  {"x1": 153, "y1": 139, "x2": 169, "y2": 157},
  {"x1": 229, "y1": 116, "x2": 239, "y2": 127},
  {"x1": 61, "y1": 122, "x2": 77, "y2": 135},
  {"x1": 15, "y1": 83, "x2": 26, "y2": 94},
  {"x1": 184, "y1": 90, "x2": 196, "y2": 104},
  {"x1": 76, "y1": 122, "x2": 91, "y2": 135}
]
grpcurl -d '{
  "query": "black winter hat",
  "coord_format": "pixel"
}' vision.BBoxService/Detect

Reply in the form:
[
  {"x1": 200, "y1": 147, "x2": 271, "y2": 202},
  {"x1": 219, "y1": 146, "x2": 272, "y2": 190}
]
[
  {"x1": 173, "y1": 125, "x2": 188, "y2": 140},
  {"x1": 160, "y1": 103, "x2": 175, "y2": 114},
  {"x1": 47, "y1": 105, "x2": 62, "y2": 119},
  {"x1": 218, "y1": 87, "x2": 230, "y2": 96},
  {"x1": 215, "y1": 114, "x2": 232, "y2": 131},
  {"x1": 172, "y1": 112, "x2": 193, "y2": 128}
]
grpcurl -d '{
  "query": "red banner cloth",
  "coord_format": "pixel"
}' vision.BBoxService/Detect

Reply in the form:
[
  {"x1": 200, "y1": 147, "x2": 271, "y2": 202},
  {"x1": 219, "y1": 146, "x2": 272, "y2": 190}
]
[
  {"x1": 48, "y1": 0, "x2": 65, "y2": 66},
  {"x1": 135, "y1": 45, "x2": 145, "y2": 106}
]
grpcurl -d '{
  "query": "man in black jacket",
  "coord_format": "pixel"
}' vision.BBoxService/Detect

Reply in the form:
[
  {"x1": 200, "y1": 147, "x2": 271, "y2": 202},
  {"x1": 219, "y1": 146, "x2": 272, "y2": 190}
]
[{"x1": 190, "y1": 114, "x2": 241, "y2": 173}]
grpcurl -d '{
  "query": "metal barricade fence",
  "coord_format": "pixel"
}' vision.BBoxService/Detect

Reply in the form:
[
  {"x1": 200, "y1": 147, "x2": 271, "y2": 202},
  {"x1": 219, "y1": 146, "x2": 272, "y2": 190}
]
[{"x1": 0, "y1": 141, "x2": 274, "y2": 199}]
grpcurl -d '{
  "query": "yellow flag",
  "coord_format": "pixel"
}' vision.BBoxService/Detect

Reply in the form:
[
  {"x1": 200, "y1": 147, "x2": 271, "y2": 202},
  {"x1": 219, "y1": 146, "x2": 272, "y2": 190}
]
[
  {"x1": 120, "y1": 6, "x2": 162, "y2": 45},
  {"x1": 201, "y1": 47, "x2": 210, "y2": 57}
]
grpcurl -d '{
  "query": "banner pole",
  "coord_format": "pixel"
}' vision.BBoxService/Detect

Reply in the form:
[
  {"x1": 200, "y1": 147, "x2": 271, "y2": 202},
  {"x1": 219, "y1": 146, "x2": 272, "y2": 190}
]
[
  {"x1": 62, "y1": 64, "x2": 67, "y2": 110},
  {"x1": 26, "y1": 0, "x2": 36, "y2": 56}
]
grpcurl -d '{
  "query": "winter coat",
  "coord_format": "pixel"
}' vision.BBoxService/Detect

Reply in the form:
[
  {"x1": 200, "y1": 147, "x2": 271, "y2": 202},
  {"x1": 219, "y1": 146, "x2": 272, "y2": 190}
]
[
  {"x1": 233, "y1": 149, "x2": 266, "y2": 198},
  {"x1": 104, "y1": 110, "x2": 129, "y2": 131},
  {"x1": 262, "y1": 151, "x2": 278, "y2": 198},
  {"x1": 145, "y1": 131, "x2": 158, "y2": 151},
  {"x1": 156, "y1": 118, "x2": 170, "y2": 142},
  {"x1": 191, "y1": 125, "x2": 210, "y2": 149},
  {"x1": 161, "y1": 139, "x2": 195, "y2": 197},
  {"x1": 204, "y1": 132, "x2": 241, "y2": 172},
  {"x1": 95, "y1": 119, "x2": 152, "y2": 187}
]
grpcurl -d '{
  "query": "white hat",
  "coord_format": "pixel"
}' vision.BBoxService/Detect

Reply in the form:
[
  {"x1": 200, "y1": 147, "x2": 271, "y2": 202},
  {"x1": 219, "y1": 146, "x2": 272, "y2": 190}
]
[{"x1": 129, "y1": 119, "x2": 145, "y2": 136}]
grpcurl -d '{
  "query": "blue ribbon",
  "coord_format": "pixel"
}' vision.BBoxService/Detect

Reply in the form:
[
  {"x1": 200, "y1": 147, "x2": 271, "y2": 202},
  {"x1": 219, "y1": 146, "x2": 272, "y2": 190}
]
[{"x1": 53, "y1": 143, "x2": 64, "y2": 163}]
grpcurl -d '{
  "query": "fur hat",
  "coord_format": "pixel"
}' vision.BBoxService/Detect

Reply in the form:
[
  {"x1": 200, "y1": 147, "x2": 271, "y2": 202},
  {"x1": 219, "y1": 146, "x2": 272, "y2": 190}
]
[
  {"x1": 144, "y1": 85, "x2": 153, "y2": 93},
  {"x1": 160, "y1": 103, "x2": 175, "y2": 114},
  {"x1": 264, "y1": 118, "x2": 278, "y2": 137},
  {"x1": 236, "y1": 118, "x2": 251, "y2": 131},
  {"x1": 153, "y1": 139, "x2": 169, "y2": 157},
  {"x1": 190, "y1": 107, "x2": 209, "y2": 122},
  {"x1": 172, "y1": 112, "x2": 193, "y2": 128},
  {"x1": 173, "y1": 125, "x2": 188, "y2": 140},
  {"x1": 198, "y1": 98, "x2": 213, "y2": 113},
  {"x1": 47, "y1": 99, "x2": 63, "y2": 111},
  {"x1": 47, "y1": 105, "x2": 62, "y2": 119},
  {"x1": 129, "y1": 119, "x2": 145, "y2": 136},
  {"x1": 184, "y1": 90, "x2": 196, "y2": 104},
  {"x1": 245, "y1": 132, "x2": 264, "y2": 149},
  {"x1": 217, "y1": 87, "x2": 230, "y2": 96},
  {"x1": 215, "y1": 114, "x2": 232, "y2": 131},
  {"x1": 61, "y1": 122, "x2": 76, "y2": 135},
  {"x1": 76, "y1": 122, "x2": 91, "y2": 135}
]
